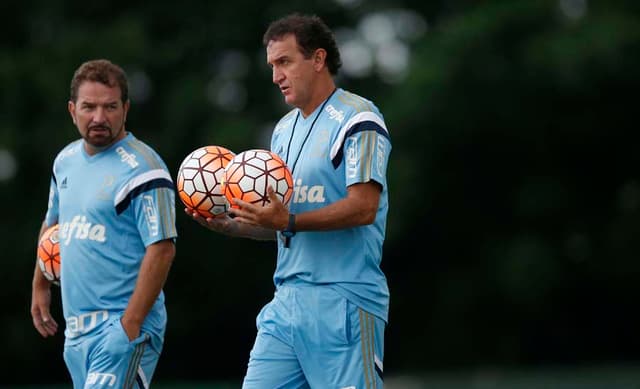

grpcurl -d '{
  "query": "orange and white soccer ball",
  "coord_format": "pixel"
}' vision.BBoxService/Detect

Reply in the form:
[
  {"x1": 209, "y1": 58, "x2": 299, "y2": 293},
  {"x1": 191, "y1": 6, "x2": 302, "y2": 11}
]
[
  {"x1": 37, "y1": 224, "x2": 60, "y2": 285},
  {"x1": 176, "y1": 145, "x2": 236, "y2": 218},
  {"x1": 222, "y1": 149, "x2": 293, "y2": 209}
]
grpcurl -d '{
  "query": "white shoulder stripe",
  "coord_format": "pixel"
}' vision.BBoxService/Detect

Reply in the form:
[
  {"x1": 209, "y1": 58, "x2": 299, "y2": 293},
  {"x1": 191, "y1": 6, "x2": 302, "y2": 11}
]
[
  {"x1": 114, "y1": 169, "x2": 173, "y2": 206},
  {"x1": 330, "y1": 111, "x2": 388, "y2": 160}
]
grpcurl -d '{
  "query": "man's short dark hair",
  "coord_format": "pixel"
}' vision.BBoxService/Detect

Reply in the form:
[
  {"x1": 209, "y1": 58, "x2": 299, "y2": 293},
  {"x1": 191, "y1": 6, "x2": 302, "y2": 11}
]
[
  {"x1": 263, "y1": 13, "x2": 342, "y2": 75},
  {"x1": 70, "y1": 59, "x2": 129, "y2": 103}
]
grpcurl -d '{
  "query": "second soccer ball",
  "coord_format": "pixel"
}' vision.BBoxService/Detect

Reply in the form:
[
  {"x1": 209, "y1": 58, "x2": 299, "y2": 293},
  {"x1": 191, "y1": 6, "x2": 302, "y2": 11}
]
[{"x1": 222, "y1": 149, "x2": 293, "y2": 209}]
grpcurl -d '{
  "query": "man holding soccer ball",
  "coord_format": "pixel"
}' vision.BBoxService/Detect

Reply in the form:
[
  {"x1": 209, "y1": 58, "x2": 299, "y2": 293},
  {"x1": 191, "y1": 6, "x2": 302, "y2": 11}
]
[
  {"x1": 31, "y1": 59, "x2": 177, "y2": 388},
  {"x1": 188, "y1": 13, "x2": 392, "y2": 388}
]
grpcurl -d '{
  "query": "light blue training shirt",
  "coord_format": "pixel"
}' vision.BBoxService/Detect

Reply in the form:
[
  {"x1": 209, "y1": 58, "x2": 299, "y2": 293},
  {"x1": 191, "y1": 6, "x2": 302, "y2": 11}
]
[
  {"x1": 44, "y1": 132, "x2": 177, "y2": 350},
  {"x1": 270, "y1": 88, "x2": 392, "y2": 322}
]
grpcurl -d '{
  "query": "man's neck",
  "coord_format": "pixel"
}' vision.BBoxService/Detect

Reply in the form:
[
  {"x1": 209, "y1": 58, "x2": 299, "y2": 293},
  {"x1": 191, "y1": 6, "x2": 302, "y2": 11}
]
[{"x1": 300, "y1": 80, "x2": 336, "y2": 118}]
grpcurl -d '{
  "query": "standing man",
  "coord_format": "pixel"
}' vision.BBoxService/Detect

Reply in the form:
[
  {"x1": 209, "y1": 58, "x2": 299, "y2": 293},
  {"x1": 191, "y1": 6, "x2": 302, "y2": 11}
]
[
  {"x1": 31, "y1": 59, "x2": 177, "y2": 389},
  {"x1": 188, "y1": 13, "x2": 391, "y2": 388}
]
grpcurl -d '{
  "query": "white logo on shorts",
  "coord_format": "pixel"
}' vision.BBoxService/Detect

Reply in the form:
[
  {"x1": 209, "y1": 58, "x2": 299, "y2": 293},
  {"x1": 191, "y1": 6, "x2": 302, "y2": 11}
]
[{"x1": 86, "y1": 372, "x2": 116, "y2": 386}]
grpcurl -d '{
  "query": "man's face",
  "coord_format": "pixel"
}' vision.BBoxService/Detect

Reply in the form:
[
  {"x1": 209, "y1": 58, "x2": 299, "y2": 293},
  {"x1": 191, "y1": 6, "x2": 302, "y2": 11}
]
[
  {"x1": 68, "y1": 81, "x2": 129, "y2": 154},
  {"x1": 266, "y1": 34, "x2": 316, "y2": 111}
]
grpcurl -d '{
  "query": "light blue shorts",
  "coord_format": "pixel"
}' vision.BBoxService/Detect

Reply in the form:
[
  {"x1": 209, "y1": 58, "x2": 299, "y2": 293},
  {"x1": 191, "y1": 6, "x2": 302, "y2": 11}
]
[
  {"x1": 243, "y1": 283, "x2": 385, "y2": 389},
  {"x1": 63, "y1": 316, "x2": 162, "y2": 389}
]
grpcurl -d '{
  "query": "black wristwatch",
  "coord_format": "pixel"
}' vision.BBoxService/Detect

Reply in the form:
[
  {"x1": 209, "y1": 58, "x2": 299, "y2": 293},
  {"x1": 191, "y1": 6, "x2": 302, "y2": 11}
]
[{"x1": 282, "y1": 213, "x2": 296, "y2": 238}]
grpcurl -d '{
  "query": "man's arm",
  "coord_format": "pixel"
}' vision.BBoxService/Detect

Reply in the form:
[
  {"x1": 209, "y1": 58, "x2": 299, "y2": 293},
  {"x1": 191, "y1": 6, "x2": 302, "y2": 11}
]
[
  {"x1": 185, "y1": 209, "x2": 277, "y2": 241},
  {"x1": 294, "y1": 181, "x2": 381, "y2": 231},
  {"x1": 120, "y1": 239, "x2": 175, "y2": 341},
  {"x1": 232, "y1": 181, "x2": 382, "y2": 232}
]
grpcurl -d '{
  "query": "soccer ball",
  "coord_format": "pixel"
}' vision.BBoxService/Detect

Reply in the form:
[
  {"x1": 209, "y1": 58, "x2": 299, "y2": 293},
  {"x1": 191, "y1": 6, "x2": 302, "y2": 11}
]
[
  {"x1": 176, "y1": 145, "x2": 236, "y2": 218},
  {"x1": 37, "y1": 224, "x2": 60, "y2": 285},
  {"x1": 222, "y1": 149, "x2": 293, "y2": 209}
]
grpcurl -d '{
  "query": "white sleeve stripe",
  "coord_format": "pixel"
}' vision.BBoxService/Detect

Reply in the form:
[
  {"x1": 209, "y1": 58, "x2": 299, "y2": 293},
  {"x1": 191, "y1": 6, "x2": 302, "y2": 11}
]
[
  {"x1": 330, "y1": 111, "x2": 388, "y2": 160},
  {"x1": 114, "y1": 169, "x2": 173, "y2": 206}
]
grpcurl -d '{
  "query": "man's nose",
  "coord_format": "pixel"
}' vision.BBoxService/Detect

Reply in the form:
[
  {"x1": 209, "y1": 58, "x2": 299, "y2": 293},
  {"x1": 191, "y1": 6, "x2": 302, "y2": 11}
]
[
  {"x1": 273, "y1": 68, "x2": 284, "y2": 84},
  {"x1": 93, "y1": 107, "x2": 107, "y2": 123}
]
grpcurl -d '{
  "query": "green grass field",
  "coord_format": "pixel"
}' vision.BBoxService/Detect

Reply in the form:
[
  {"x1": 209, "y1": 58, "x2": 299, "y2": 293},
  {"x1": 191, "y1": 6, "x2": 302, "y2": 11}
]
[{"x1": 7, "y1": 365, "x2": 640, "y2": 389}]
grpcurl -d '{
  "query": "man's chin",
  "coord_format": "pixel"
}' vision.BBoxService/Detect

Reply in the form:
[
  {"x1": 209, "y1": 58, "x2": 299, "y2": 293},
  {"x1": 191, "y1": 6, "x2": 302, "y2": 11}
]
[
  {"x1": 85, "y1": 135, "x2": 113, "y2": 149},
  {"x1": 284, "y1": 95, "x2": 296, "y2": 106}
]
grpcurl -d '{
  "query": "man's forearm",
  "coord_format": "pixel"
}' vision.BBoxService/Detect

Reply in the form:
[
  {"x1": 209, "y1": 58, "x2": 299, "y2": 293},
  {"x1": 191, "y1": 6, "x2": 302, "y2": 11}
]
[
  {"x1": 233, "y1": 222, "x2": 276, "y2": 241},
  {"x1": 122, "y1": 240, "x2": 175, "y2": 338}
]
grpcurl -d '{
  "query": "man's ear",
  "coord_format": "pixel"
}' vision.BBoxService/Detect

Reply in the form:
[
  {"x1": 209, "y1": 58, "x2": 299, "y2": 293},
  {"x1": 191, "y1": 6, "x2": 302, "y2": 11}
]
[
  {"x1": 68, "y1": 101, "x2": 76, "y2": 124},
  {"x1": 123, "y1": 100, "x2": 130, "y2": 123},
  {"x1": 313, "y1": 49, "x2": 327, "y2": 71}
]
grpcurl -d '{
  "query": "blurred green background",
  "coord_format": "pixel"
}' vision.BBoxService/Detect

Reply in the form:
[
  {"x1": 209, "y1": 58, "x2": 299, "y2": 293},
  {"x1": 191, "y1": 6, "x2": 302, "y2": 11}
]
[{"x1": 2, "y1": 0, "x2": 640, "y2": 387}]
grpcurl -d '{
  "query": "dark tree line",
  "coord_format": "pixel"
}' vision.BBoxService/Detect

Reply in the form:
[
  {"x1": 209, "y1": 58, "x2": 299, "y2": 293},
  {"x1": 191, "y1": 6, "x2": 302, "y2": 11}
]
[{"x1": 1, "y1": 0, "x2": 639, "y2": 385}]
